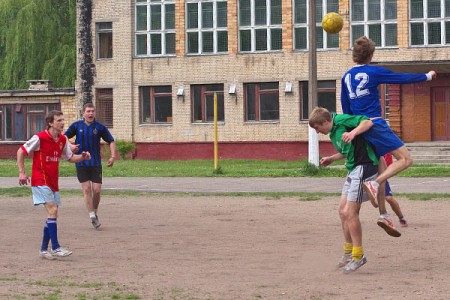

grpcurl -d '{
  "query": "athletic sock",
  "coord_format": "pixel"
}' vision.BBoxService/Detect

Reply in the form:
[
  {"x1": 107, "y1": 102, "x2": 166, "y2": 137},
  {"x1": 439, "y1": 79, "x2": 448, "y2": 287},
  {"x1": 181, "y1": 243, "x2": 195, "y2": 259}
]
[
  {"x1": 47, "y1": 218, "x2": 60, "y2": 250},
  {"x1": 89, "y1": 211, "x2": 96, "y2": 219},
  {"x1": 352, "y1": 246, "x2": 364, "y2": 261},
  {"x1": 40, "y1": 222, "x2": 50, "y2": 252},
  {"x1": 344, "y1": 242, "x2": 353, "y2": 254}
]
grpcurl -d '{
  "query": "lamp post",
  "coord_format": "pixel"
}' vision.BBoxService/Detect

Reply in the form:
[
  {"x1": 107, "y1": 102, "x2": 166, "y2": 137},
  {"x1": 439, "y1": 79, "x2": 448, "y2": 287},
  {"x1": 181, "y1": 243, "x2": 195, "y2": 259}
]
[{"x1": 308, "y1": 0, "x2": 319, "y2": 166}]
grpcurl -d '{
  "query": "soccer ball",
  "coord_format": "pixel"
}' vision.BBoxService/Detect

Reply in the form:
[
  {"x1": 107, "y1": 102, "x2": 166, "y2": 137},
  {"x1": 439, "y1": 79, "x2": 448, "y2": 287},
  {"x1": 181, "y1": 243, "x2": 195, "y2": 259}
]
[{"x1": 322, "y1": 12, "x2": 344, "y2": 34}]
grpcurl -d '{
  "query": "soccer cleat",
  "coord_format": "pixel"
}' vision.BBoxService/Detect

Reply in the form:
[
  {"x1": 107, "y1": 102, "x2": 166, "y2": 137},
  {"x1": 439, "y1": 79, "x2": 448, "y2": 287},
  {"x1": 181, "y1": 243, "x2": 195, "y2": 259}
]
[
  {"x1": 337, "y1": 253, "x2": 352, "y2": 268},
  {"x1": 399, "y1": 218, "x2": 408, "y2": 227},
  {"x1": 363, "y1": 181, "x2": 378, "y2": 208},
  {"x1": 342, "y1": 256, "x2": 367, "y2": 274},
  {"x1": 377, "y1": 216, "x2": 401, "y2": 237},
  {"x1": 39, "y1": 250, "x2": 56, "y2": 260},
  {"x1": 91, "y1": 215, "x2": 101, "y2": 229},
  {"x1": 51, "y1": 247, "x2": 73, "y2": 257}
]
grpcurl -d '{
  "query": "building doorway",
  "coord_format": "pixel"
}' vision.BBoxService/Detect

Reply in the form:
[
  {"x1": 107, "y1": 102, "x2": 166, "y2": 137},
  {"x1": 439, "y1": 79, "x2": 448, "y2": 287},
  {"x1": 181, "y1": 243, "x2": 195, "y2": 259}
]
[{"x1": 432, "y1": 87, "x2": 450, "y2": 141}]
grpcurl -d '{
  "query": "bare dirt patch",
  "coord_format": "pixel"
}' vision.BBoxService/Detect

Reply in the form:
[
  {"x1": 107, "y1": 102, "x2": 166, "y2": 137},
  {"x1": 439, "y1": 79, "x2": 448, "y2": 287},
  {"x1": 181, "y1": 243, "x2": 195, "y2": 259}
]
[{"x1": 1, "y1": 194, "x2": 449, "y2": 299}]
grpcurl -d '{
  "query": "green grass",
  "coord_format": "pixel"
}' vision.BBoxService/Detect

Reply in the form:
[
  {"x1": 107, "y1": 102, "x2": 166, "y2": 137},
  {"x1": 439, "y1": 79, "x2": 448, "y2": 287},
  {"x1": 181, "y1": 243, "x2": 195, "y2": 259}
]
[
  {"x1": 2, "y1": 186, "x2": 449, "y2": 201},
  {"x1": 2, "y1": 159, "x2": 450, "y2": 178}
]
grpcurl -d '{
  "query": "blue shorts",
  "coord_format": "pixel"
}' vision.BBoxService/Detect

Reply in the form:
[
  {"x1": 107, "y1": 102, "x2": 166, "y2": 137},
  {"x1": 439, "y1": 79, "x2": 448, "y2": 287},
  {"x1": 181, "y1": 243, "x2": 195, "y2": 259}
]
[
  {"x1": 32, "y1": 186, "x2": 61, "y2": 206},
  {"x1": 362, "y1": 118, "x2": 404, "y2": 157},
  {"x1": 385, "y1": 181, "x2": 393, "y2": 197}
]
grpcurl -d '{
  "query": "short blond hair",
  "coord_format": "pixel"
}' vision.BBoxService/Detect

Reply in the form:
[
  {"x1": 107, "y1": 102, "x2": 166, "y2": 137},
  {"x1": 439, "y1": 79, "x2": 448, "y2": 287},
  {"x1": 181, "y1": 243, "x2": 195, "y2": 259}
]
[
  {"x1": 308, "y1": 107, "x2": 332, "y2": 128},
  {"x1": 352, "y1": 36, "x2": 375, "y2": 64}
]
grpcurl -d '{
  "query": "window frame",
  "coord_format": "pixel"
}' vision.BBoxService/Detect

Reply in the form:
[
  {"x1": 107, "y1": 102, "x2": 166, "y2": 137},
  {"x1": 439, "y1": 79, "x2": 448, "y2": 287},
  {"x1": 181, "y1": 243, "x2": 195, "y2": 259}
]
[
  {"x1": 191, "y1": 84, "x2": 225, "y2": 123},
  {"x1": 96, "y1": 22, "x2": 113, "y2": 59},
  {"x1": 95, "y1": 88, "x2": 114, "y2": 128},
  {"x1": 244, "y1": 82, "x2": 280, "y2": 122},
  {"x1": 409, "y1": 0, "x2": 450, "y2": 46},
  {"x1": 350, "y1": 0, "x2": 398, "y2": 48},
  {"x1": 299, "y1": 80, "x2": 337, "y2": 121},
  {"x1": 140, "y1": 85, "x2": 173, "y2": 124},
  {"x1": 293, "y1": 0, "x2": 340, "y2": 50},
  {"x1": 186, "y1": 0, "x2": 228, "y2": 55},
  {"x1": 135, "y1": 0, "x2": 176, "y2": 57},
  {"x1": 238, "y1": 0, "x2": 283, "y2": 53}
]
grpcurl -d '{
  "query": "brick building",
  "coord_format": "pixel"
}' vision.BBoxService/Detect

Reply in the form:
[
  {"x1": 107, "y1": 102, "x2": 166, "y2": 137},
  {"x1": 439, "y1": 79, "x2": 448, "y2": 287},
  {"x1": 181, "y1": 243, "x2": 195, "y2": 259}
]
[
  {"x1": 77, "y1": 0, "x2": 450, "y2": 160},
  {"x1": 0, "y1": 80, "x2": 76, "y2": 159}
]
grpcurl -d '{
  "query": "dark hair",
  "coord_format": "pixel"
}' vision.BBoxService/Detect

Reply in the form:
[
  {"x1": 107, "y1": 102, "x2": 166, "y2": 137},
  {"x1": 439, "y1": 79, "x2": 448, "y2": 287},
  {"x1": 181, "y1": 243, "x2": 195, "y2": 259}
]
[
  {"x1": 83, "y1": 102, "x2": 95, "y2": 112},
  {"x1": 45, "y1": 110, "x2": 64, "y2": 129},
  {"x1": 352, "y1": 36, "x2": 375, "y2": 64},
  {"x1": 308, "y1": 107, "x2": 332, "y2": 128}
]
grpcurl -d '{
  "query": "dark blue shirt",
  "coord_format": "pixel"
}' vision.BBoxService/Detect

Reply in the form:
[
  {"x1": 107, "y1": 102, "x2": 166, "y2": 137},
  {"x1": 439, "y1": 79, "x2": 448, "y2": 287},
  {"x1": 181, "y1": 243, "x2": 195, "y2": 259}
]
[{"x1": 64, "y1": 120, "x2": 114, "y2": 167}]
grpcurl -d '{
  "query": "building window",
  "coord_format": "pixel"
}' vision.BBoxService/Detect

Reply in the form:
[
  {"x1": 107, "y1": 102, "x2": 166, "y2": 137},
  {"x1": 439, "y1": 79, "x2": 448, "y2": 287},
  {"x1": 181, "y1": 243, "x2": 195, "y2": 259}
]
[
  {"x1": 238, "y1": 0, "x2": 282, "y2": 52},
  {"x1": 0, "y1": 103, "x2": 60, "y2": 141},
  {"x1": 95, "y1": 89, "x2": 113, "y2": 128},
  {"x1": 350, "y1": 0, "x2": 398, "y2": 47},
  {"x1": 96, "y1": 22, "x2": 113, "y2": 59},
  {"x1": 245, "y1": 82, "x2": 279, "y2": 121},
  {"x1": 410, "y1": 0, "x2": 450, "y2": 46},
  {"x1": 140, "y1": 86, "x2": 173, "y2": 124},
  {"x1": 191, "y1": 84, "x2": 224, "y2": 122},
  {"x1": 300, "y1": 81, "x2": 336, "y2": 120},
  {"x1": 0, "y1": 105, "x2": 13, "y2": 141},
  {"x1": 293, "y1": 0, "x2": 339, "y2": 50},
  {"x1": 136, "y1": 0, "x2": 176, "y2": 56},
  {"x1": 186, "y1": 0, "x2": 228, "y2": 54}
]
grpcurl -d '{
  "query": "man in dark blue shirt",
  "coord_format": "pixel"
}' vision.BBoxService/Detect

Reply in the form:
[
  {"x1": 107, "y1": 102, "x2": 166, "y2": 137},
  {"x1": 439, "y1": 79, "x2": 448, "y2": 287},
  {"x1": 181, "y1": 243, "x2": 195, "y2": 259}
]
[{"x1": 65, "y1": 103, "x2": 116, "y2": 229}]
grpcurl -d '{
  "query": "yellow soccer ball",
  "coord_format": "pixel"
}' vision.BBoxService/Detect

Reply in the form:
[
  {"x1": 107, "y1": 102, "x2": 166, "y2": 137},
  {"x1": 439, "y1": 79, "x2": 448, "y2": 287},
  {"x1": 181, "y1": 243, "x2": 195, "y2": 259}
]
[{"x1": 322, "y1": 12, "x2": 344, "y2": 34}]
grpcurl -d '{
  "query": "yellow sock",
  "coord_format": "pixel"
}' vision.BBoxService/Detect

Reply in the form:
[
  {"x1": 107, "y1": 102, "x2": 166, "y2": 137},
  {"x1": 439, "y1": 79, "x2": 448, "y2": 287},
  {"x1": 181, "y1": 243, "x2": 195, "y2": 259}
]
[
  {"x1": 344, "y1": 243, "x2": 353, "y2": 254},
  {"x1": 352, "y1": 246, "x2": 364, "y2": 261}
]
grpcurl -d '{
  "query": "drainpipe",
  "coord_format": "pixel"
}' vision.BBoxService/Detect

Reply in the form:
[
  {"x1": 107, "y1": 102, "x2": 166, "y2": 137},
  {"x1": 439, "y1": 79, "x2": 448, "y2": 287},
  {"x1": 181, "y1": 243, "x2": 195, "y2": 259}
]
[{"x1": 130, "y1": 2, "x2": 135, "y2": 144}]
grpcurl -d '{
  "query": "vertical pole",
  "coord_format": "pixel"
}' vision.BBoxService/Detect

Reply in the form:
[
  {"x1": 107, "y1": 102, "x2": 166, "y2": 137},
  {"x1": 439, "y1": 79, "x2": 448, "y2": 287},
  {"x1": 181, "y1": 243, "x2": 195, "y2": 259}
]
[
  {"x1": 213, "y1": 92, "x2": 218, "y2": 170},
  {"x1": 308, "y1": 0, "x2": 319, "y2": 166}
]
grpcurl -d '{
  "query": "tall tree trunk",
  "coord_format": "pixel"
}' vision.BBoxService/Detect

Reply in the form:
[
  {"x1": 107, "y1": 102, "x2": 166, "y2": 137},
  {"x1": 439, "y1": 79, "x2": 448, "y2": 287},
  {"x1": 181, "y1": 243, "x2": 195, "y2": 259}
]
[{"x1": 77, "y1": 0, "x2": 94, "y2": 105}]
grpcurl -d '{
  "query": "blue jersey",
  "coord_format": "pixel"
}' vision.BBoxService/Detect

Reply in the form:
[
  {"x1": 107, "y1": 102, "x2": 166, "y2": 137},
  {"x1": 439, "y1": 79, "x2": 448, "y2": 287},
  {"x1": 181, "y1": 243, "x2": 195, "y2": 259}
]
[
  {"x1": 64, "y1": 120, "x2": 114, "y2": 167},
  {"x1": 341, "y1": 65, "x2": 428, "y2": 118}
]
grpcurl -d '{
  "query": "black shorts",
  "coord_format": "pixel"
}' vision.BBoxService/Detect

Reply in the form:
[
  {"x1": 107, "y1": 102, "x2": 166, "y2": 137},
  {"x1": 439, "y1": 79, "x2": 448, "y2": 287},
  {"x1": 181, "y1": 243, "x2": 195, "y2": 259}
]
[{"x1": 76, "y1": 166, "x2": 103, "y2": 184}]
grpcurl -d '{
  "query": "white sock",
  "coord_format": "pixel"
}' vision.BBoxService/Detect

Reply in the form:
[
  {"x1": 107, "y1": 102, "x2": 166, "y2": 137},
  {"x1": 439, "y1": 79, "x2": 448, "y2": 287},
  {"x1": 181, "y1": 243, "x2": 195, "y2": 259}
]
[{"x1": 89, "y1": 211, "x2": 96, "y2": 219}]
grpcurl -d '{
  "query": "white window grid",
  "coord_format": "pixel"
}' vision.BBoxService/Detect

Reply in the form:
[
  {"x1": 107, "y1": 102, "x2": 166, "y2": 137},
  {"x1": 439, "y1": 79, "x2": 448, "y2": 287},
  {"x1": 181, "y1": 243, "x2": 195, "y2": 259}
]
[
  {"x1": 135, "y1": 0, "x2": 176, "y2": 57},
  {"x1": 186, "y1": 0, "x2": 228, "y2": 55},
  {"x1": 238, "y1": 0, "x2": 283, "y2": 53},
  {"x1": 350, "y1": 0, "x2": 398, "y2": 48},
  {"x1": 293, "y1": 0, "x2": 340, "y2": 50},
  {"x1": 409, "y1": 0, "x2": 450, "y2": 46}
]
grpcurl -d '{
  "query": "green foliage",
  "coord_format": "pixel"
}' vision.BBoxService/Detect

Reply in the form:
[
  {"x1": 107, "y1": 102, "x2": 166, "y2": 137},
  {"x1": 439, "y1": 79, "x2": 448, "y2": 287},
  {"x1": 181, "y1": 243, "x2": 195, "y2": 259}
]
[
  {"x1": 0, "y1": 0, "x2": 76, "y2": 89},
  {"x1": 302, "y1": 162, "x2": 321, "y2": 176},
  {"x1": 115, "y1": 140, "x2": 137, "y2": 160},
  {"x1": 2, "y1": 159, "x2": 450, "y2": 178}
]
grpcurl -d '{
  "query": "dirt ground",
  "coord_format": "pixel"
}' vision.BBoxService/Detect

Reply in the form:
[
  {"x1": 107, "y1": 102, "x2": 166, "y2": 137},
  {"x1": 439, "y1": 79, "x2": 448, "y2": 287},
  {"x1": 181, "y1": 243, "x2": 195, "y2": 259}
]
[{"x1": 1, "y1": 194, "x2": 450, "y2": 300}]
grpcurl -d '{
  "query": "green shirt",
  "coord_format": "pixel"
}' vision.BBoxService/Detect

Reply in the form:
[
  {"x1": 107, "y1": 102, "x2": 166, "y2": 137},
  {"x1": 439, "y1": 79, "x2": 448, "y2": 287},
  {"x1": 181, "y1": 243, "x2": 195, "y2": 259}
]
[{"x1": 329, "y1": 113, "x2": 379, "y2": 171}]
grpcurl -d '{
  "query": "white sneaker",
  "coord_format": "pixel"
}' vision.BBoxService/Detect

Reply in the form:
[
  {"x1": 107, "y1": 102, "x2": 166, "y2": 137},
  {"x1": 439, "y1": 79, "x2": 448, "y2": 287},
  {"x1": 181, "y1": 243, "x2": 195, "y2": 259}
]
[
  {"x1": 343, "y1": 256, "x2": 367, "y2": 274},
  {"x1": 91, "y1": 215, "x2": 101, "y2": 229},
  {"x1": 337, "y1": 253, "x2": 352, "y2": 268},
  {"x1": 39, "y1": 250, "x2": 56, "y2": 260},
  {"x1": 363, "y1": 181, "x2": 378, "y2": 208},
  {"x1": 377, "y1": 216, "x2": 401, "y2": 237},
  {"x1": 51, "y1": 247, "x2": 73, "y2": 257}
]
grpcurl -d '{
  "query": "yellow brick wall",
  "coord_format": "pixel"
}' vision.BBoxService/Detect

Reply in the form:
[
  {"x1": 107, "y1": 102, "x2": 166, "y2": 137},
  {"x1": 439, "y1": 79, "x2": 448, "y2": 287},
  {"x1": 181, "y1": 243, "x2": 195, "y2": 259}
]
[{"x1": 85, "y1": 0, "x2": 450, "y2": 144}]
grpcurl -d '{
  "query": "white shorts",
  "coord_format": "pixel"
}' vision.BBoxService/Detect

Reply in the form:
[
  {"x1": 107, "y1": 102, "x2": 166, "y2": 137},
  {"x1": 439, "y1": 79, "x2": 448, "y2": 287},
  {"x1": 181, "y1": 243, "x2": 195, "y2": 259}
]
[
  {"x1": 341, "y1": 165, "x2": 378, "y2": 203},
  {"x1": 32, "y1": 186, "x2": 61, "y2": 206}
]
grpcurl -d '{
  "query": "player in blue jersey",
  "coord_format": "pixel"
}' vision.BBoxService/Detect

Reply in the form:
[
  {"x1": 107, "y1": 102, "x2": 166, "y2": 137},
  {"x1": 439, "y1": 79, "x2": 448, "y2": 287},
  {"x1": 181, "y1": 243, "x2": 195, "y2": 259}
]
[
  {"x1": 341, "y1": 36, "x2": 436, "y2": 234},
  {"x1": 65, "y1": 103, "x2": 117, "y2": 229}
]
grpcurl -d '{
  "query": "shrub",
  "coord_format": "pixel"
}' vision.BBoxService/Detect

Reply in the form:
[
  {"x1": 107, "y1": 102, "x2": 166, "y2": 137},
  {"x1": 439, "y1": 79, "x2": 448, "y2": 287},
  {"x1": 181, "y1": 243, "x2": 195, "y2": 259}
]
[{"x1": 115, "y1": 140, "x2": 137, "y2": 160}]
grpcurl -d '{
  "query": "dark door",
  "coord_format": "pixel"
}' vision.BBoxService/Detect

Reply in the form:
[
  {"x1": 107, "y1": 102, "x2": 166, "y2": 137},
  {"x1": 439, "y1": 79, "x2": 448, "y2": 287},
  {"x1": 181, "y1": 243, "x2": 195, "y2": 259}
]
[{"x1": 432, "y1": 87, "x2": 450, "y2": 141}]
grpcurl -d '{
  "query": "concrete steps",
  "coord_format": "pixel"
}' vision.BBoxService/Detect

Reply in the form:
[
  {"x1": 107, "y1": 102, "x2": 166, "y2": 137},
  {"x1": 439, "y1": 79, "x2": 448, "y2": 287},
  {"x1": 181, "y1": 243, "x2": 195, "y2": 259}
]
[{"x1": 405, "y1": 142, "x2": 450, "y2": 164}]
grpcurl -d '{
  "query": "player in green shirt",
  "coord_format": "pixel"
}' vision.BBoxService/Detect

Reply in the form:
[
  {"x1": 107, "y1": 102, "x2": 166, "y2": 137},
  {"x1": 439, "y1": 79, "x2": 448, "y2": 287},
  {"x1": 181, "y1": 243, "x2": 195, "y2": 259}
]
[{"x1": 309, "y1": 107, "x2": 400, "y2": 274}]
